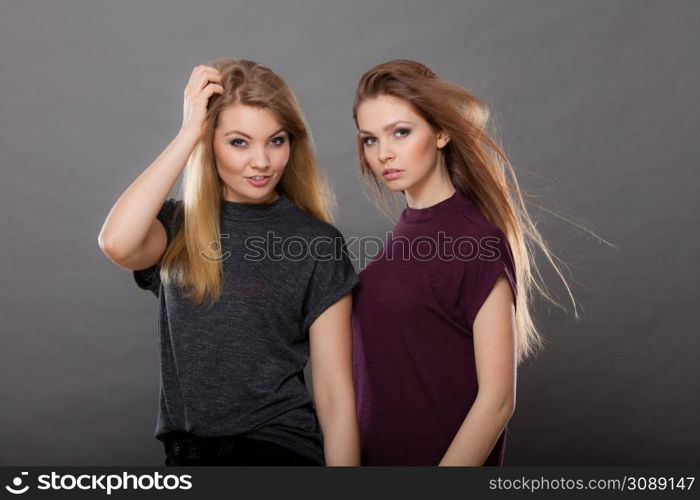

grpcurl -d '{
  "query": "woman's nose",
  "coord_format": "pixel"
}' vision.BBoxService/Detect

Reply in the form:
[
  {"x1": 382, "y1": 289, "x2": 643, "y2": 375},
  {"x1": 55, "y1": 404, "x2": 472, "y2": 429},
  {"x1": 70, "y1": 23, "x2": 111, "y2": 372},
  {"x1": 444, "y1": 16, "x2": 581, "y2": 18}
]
[
  {"x1": 378, "y1": 143, "x2": 395, "y2": 163},
  {"x1": 250, "y1": 147, "x2": 271, "y2": 169}
]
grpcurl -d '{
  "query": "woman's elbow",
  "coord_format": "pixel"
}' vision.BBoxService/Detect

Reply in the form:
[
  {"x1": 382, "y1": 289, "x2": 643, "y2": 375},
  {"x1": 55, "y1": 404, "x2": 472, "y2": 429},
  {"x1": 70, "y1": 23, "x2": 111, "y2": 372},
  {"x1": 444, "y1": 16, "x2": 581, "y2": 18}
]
[
  {"x1": 314, "y1": 384, "x2": 355, "y2": 420},
  {"x1": 98, "y1": 231, "x2": 131, "y2": 265},
  {"x1": 478, "y1": 390, "x2": 516, "y2": 420},
  {"x1": 98, "y1": 230, "x2": 115, "y2": 257},
  {"x1": 505, "y1": 400, "x2": 515, "y2": 419}
]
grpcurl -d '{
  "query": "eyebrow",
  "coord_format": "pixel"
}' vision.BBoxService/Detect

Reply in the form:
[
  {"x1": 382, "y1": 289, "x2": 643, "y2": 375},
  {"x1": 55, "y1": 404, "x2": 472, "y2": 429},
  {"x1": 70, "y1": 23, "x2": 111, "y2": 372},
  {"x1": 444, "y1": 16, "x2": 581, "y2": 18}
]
[
  {"x1": 358, "y1": 120, "x2": 413, "y2": 135},
  {"x1": 224, "y1": 128, "x2": 286, "y2": 139}
]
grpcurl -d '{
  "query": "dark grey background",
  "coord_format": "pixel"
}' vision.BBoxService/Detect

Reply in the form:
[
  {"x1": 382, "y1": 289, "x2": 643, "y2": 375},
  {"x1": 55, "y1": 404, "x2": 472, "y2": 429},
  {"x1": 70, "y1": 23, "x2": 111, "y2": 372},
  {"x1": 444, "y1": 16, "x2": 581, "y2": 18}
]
[{"x1": 1, "y1": 0, "x2": 698, "y2": 465}]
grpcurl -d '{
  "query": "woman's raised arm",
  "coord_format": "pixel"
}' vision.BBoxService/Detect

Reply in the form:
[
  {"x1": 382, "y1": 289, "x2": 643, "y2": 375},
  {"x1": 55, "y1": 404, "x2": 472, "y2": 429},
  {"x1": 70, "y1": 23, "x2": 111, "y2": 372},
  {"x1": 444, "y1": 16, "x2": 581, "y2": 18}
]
[{"x1": 98, "y1": 65, "x2": 223, "y2": 270}]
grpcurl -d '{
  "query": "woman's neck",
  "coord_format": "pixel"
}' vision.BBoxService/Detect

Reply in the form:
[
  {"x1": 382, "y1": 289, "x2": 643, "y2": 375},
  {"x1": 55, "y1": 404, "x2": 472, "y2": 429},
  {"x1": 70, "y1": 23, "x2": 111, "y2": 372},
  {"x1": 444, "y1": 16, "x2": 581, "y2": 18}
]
[{"x1": 404, "y1": 155, "x2": 456, "y2": 209}]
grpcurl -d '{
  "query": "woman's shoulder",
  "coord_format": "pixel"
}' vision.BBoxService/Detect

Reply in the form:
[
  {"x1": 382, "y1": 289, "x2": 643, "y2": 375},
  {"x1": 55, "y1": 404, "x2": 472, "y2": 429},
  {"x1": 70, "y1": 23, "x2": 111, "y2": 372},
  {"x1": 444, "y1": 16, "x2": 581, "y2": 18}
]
[{"x1": 446, "y1": 204, "x2": 507, "y2": 241}]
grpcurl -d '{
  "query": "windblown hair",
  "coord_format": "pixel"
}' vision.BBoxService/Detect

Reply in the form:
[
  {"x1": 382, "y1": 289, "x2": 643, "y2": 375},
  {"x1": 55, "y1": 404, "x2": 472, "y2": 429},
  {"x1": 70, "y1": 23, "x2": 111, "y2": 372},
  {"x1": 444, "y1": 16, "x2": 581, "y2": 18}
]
[
  {"x1": 352, "y1": 59, "x2": 590, "y2": 364},
  {"x1": 160, "y1": 58, "x2": 334, "y2": 307}
]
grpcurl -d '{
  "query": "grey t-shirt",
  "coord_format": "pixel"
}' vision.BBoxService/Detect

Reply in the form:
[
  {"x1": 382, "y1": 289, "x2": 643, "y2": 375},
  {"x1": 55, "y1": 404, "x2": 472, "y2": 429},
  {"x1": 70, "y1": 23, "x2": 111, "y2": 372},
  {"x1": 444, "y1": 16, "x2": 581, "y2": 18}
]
[{"x1": 133, "y1": 194, "x2": 360, "y2": 465}]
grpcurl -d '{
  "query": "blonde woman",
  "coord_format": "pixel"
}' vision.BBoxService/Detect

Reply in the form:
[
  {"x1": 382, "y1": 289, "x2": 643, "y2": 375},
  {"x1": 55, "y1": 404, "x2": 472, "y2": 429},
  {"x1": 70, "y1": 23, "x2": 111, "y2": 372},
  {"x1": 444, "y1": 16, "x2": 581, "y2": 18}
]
[
  {"x1": 350, "y1": 60, "x2": 579, "y2": 466},
  {"x1": 98, "y1": 59, "x2": 360, "y2": 466}
]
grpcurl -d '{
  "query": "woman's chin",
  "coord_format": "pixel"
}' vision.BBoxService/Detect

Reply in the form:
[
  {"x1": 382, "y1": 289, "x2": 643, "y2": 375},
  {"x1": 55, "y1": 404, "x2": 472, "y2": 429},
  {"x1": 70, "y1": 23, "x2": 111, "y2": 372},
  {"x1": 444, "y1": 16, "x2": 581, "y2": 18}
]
[{"x1": 382, "y1": 179, "x2": 410, "y2": 192}]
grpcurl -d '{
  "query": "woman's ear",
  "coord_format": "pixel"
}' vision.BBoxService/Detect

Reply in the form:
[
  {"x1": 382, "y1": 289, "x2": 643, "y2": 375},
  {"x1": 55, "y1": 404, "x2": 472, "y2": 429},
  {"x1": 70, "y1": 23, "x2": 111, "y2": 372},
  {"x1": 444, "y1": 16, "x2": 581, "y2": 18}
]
[{"x1": 437, "y1": 131, "x2": 451, "y2": 149}]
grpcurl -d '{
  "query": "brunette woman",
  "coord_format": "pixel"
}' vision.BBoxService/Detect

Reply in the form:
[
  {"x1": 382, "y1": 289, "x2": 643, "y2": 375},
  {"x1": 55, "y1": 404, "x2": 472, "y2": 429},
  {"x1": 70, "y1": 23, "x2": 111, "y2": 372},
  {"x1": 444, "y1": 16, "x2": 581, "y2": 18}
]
[{"x1": 350, "y1": 59, "x2": 577, "y2": 466}]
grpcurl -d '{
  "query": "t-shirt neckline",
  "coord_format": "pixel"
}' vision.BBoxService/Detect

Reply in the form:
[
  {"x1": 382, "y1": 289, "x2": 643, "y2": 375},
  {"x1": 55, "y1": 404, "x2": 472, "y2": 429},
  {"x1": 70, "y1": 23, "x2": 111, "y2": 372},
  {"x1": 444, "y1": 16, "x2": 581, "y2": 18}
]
[
  {"x1": 400, "y1": 189, "x2": 469, "y2": 223},
  {"x1": 220, "y1": 193, "x2": 291, "y2": 221}
]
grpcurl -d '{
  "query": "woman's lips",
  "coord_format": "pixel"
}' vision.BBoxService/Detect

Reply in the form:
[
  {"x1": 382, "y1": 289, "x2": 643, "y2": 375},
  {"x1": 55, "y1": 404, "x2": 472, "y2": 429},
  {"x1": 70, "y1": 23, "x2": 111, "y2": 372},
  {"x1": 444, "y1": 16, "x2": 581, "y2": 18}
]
[
  {"x1": 246, "y1": 175, "x2": 271, "y2": 187},
  {"x1": 382, "y1": 169, "x2": 403, "y2": 180}
]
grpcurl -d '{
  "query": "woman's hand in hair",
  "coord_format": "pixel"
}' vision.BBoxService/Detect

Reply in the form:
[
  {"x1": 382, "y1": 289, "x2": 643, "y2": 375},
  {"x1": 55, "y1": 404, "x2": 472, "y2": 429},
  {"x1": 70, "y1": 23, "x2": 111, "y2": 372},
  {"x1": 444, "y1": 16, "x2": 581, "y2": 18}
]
[{"x1": 179, "y1": 65, "x2": 224, "y2": 141}]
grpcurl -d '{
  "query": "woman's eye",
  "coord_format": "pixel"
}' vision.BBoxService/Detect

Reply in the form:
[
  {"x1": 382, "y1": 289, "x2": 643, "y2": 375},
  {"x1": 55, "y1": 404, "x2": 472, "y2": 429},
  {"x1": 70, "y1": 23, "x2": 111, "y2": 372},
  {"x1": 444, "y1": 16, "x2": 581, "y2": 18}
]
[
  {"x1": 270, "y1": 136, "x2": 286, "y2": 146},
  {"x1": 395, "y1": 128, "x2": 411, "y2": 138},
  {"x1": 361, "y1": 136, "x2": 376, "y2": 146},
  {"x1": 229, "y1": 138, "x2": 247, "y2": 147}
]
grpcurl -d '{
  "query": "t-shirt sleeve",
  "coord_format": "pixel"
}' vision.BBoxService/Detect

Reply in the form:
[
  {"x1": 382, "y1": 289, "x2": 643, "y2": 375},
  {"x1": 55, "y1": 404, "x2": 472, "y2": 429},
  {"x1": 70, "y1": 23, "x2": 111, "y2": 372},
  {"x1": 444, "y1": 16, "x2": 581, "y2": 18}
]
[
  {"x1": 301, "y1": 229, "x2": 361, "y2": 334},
  {"x1": 462, "y1": 226, "x2": 518, "y2": 329},
  {"x1": 132, "y1": 198, "x2": 180, "y2": 298}
]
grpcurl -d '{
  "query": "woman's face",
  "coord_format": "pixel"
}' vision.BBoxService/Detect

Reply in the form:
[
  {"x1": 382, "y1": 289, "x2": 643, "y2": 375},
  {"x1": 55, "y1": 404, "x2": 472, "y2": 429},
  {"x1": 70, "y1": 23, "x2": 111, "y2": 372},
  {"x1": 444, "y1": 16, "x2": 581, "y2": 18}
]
[
  {"x1": 356, "y1": 94, "x2": 449, "y2": 193},
  {"x1": 213, "y1": 104, "x2": 290, "y2": 204}
]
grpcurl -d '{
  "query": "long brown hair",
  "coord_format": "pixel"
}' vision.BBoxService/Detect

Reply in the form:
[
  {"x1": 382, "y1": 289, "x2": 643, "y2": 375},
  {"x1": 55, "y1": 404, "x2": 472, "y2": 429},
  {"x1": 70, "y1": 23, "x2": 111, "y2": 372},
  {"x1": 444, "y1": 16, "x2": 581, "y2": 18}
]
[
  {"x1": 160, "y1": 58, "x2": 334, "y2": 307},
  {"x1": 353, "y1": 59, "x2": 607, "y2": 364}
]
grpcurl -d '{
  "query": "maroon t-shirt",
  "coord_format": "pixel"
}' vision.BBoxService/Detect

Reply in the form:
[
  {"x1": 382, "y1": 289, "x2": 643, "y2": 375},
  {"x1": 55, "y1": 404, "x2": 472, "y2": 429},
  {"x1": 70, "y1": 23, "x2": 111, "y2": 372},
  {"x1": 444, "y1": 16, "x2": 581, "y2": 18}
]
[{"x1": 351, "y1": 189, "x2": 517, "y2": 466}]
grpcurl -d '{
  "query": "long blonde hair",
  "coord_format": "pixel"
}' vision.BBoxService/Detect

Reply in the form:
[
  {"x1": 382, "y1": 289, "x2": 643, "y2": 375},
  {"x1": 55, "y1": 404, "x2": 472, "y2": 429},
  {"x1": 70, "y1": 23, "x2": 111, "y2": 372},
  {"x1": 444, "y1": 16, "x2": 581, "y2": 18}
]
[
  {"x1": 160, "y1": 58, "x2": 334, "y2": 307},
  {"x1": 353, "y1": 59, "x2": 608, "y2": 364}
]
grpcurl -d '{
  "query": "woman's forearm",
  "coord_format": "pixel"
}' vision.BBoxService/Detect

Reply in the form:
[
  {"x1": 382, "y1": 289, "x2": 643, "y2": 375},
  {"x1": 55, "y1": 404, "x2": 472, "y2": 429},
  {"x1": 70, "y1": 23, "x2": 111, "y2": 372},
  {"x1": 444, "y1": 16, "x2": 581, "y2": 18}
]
[
  {"x1": 438, "y1": 395, "x2": 514, "y2": 466},
  {"x1": 316, "y1": 396, "x2": 361, "y2": 466},
  {"x1": 98, "y1": 130, "x2": 199, "y2": 261}
]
